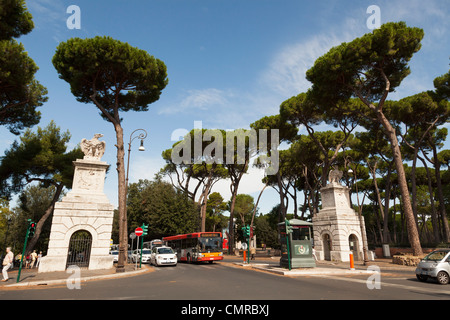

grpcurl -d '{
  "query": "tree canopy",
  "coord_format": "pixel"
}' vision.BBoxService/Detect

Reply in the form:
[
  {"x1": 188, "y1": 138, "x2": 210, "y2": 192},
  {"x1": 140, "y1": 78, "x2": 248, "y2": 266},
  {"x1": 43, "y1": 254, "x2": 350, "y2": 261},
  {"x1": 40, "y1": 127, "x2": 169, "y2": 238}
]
[
  {"x1": 53, "y1": 35, "x2": 169, "y2": 268},
  {"x1": 305, "y1": 21, "x2": 425, "y2": 255},
  {"x1": 0, "y1": 0, "x2": 34, "y2": 40},
  {"x1": 126, "y1": 179, "x2": 199, "y2": 240},
  {"x1": 52, "y1": 36, "x2": 168, "y2": 123},
  {"x1": 0, "y1": 121, "x2": 83, "y2": 253},
  {"x1": 0, "y1": 0, "x2": 47, "y2": 134}
]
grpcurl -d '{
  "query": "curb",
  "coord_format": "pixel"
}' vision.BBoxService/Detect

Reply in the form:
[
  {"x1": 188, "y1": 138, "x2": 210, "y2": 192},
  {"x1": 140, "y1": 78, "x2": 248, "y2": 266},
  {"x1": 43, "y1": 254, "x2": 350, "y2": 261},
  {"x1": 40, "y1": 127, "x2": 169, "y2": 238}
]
[
  {"x1": 251, "y1": 265, "x2": 374, "y2": 276},
  {"x1": 232, "y1": 262, "x2": 375, "y2": 276}
]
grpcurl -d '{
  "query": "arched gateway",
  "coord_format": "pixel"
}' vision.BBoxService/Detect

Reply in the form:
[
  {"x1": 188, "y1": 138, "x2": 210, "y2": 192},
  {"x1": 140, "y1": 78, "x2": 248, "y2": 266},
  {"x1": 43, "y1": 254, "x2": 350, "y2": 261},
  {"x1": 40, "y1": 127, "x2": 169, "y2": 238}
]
[
  {"x1": 312, "y1": 169, "x2": 369, "y2": 262},
  {"x1": 39, "y1": 134, "x2": 114, "y2": 272},
  {"x1": 66, "y1": 230, "x2": 92, "y2": 269}
]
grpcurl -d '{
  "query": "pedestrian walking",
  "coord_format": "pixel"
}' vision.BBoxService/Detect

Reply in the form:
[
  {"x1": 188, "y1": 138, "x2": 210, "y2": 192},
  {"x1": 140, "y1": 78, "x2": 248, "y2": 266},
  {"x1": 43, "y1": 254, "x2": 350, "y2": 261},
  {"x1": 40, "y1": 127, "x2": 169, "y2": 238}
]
[
  {"x1": 250, "y1": 246, "x2": 256, "y2": 260},
  {"x1": 2, "y1": 247, "x2": 14, "y2": 282},
  {"x1": 36, "y1": 251, "x2": 42, "y2": 268},
  {"x1": 15, "y1": 253, "x2": 21, "y2": 266},
  {"x1": 312, "y1": 246, "x2": 317, "y2": 261},
  {"x1": 25, "y1": 254, "x2": 30, "y2": 269},
  {"x1": 30, "y1": 250, "x2": 37, "y2": 268}
]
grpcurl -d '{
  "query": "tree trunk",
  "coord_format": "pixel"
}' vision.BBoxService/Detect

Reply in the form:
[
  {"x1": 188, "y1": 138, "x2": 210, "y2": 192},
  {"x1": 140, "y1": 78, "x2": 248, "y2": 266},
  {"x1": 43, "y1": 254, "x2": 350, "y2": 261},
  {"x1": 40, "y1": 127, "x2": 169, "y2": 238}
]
[
  {"x1": 25, "y1": 183, "x2": 64, "y2": 254},
  {"x1": 383, "y1": 165, "x2": 392, "y2": 244},
  {"x1": 251, "y1": 182, "x2": 268, "y2": 228},
  {"x1": 376, "y1": 111, "x2": 423, "y2": 256},
  {"x1": 199, "y1": 171, "x2": 214, "y2": 232},
  {"x1": 115, "y1": 123, "x2": 128, "y2": 269},
  {"x1": 369, "y1": 160, "x2": 389, "y2": 243},
  {"x1": 419, "y1": 155, "x2": 440, "y2": 243},
  {"x1": 373, "y1": 200, "x2": 383, "y2": 245},
  {"x1": 228, "y1": 181, "x2": 239, "y2": 254},
  {"x1": 432, "y1": 143, "x2": 450, "y2": 243},
  {"x1": 411, "y1": 152, "x2": 418, "y2": 224},
  {"x1": 276, "y1": 172, "x2": 286, "y2": 221}
]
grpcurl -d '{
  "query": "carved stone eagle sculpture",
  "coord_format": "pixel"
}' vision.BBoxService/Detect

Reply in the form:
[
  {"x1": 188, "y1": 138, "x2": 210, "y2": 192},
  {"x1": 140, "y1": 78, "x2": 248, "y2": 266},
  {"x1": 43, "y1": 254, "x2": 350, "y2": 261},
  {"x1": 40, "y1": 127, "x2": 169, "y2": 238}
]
[
  {"x1": 81, "y1": 133, "x2": 106, "y2": 160},
  {"x1": 328, "y1": 167, "x2": 343, "y2": 185}
]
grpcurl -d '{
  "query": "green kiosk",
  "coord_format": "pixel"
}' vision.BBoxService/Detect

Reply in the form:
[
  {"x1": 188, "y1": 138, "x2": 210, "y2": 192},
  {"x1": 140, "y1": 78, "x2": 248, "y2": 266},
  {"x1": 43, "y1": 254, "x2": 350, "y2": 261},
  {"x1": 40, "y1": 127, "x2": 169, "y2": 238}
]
[{"x1": 278, "y1": 219, "x2": 316, "y2": 269}]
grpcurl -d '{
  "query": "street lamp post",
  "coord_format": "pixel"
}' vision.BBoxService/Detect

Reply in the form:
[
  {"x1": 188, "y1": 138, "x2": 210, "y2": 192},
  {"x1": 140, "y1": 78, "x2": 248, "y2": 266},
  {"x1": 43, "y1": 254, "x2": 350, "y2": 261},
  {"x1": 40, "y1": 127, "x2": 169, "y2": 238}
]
[
  {"x1": 117, "y1": 129, "x2": 147, "y2": 272},
  {"x1": 126, "y1": 129, "x2": 147, "y2": 193}
]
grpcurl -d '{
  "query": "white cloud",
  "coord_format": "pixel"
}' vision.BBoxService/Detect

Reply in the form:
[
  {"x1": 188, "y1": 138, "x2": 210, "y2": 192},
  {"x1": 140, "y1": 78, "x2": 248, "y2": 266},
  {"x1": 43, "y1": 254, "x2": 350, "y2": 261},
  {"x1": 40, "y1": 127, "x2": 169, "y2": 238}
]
[
  {"x1": 129, "y1": 155, "x2": 166, "y2": 182},
  {"x1": 158, "y1": 88, "x2": 233, "y2": 115},
  {"x1": 210, "y1": 165, "x2": 267, "y2": 203},
  {"x1": 27, "y1": 0, "x2": 66, "y2": 30},
  {"x1": 259, "y1": 21, "x2": 362, "y2": 99}
]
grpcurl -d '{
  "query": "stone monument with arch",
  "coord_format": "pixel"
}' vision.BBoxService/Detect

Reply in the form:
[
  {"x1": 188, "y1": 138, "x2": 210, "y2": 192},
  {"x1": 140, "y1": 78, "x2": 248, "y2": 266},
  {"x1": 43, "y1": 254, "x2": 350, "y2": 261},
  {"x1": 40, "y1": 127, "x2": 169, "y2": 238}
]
[
  {"x1": 39, "y1": 134, "x2": 114, "y2": 273},
  {"x1": 312, "y1": 168, "x2": 369, "y2": 262}
]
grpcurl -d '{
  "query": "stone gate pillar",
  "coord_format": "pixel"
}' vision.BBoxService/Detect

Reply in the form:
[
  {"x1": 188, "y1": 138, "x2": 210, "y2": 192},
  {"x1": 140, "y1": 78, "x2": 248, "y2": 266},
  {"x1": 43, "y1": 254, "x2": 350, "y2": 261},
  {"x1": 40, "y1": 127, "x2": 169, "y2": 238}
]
[
  {"x1": 312, "y1": 168, "x2": 368, "y2": 262},
  {"x1": 39, "y1": 134, "x2": 114, "y2": 272}
]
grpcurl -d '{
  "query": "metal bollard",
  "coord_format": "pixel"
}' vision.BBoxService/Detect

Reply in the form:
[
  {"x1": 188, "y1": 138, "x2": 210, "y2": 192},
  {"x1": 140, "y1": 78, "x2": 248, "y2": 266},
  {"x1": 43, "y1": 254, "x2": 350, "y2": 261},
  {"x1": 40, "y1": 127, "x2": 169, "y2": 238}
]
[{"x1": 349, "y1": 253, "x2": 355, "y2": 270}]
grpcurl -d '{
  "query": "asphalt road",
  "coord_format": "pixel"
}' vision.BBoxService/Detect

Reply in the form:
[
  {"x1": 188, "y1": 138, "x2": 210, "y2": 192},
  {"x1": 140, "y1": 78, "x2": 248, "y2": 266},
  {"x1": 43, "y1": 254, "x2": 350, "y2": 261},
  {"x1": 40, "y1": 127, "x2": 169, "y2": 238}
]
[{"x1": 2, "y1": 260, "x2": 449, "y2": 305}]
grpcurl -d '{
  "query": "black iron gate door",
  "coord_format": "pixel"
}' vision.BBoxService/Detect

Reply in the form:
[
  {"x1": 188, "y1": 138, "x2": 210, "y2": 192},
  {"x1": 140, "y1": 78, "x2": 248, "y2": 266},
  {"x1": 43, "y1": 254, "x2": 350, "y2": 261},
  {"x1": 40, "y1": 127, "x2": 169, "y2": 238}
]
[{"x1": 66, "y1": 230, "x2": 92, "y2": 269}]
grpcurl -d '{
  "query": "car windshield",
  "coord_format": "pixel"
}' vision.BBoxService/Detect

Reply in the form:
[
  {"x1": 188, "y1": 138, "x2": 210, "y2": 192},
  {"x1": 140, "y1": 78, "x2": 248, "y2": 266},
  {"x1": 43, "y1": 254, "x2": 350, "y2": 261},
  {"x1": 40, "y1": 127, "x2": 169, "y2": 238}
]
[
  {"x1": 142, "y1": 250, "x2": 151, "y2": 255},
  {"x1": 198, "y1": 237, "x2": 222, "y2": 252},
  {"x1": 423, "y1": 250, "x2": 449, "y2": 261},
  {"x1": 157, "y1": 248, "x2": 174, "y2": 254}
]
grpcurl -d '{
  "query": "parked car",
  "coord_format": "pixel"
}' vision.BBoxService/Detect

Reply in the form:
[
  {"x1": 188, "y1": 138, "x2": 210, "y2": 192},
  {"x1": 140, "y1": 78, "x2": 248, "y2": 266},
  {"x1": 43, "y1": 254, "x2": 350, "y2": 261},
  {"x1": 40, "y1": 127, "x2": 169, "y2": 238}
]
[
  {"x1": 415, "y1": 249, "x2": 450, "y2": 285},
  {"x1": 110, "y1": 250, "x2": 119, "y2": 263},
  {"x1": 132, "y1": 249, "x2": 152, "y2": 264},
  {"x1": 151, "y1": 246, "x2": 177, "y2": 267}
]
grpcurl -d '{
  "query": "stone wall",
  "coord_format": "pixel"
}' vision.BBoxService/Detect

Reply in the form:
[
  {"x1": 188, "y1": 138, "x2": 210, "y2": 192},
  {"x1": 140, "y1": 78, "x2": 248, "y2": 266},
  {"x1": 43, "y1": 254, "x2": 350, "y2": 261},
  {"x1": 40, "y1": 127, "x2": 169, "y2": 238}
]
[
  {"x1": 392, "y1": 254, "x2": 424, "y2": 266},
  {"x1": 374, "y1": 247, "x2": 435, "y2": 258}
]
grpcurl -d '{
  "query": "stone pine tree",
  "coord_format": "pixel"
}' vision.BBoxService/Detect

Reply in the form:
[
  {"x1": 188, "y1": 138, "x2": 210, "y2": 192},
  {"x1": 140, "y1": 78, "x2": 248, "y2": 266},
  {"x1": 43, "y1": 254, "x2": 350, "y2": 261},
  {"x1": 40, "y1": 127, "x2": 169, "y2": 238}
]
[
  {"x1": 0, "y1": 121, "x2": 83, "y2": 254},
  {"x1": 0, "y1": 0, "x2": 47, "y2": 134},
  {"x1": 52, "y1": 36, "x2": 168, "y2": 270},
  {"x1": 306, "y1": 22, "x2": 424, "y2": 255}
]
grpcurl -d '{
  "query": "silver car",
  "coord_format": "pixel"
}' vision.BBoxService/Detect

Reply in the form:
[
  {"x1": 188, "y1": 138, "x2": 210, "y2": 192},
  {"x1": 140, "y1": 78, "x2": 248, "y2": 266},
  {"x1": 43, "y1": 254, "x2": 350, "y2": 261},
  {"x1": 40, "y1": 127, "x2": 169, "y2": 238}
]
[{"x1": 415, "y1": 249, "x2": 450, "y2": 285}]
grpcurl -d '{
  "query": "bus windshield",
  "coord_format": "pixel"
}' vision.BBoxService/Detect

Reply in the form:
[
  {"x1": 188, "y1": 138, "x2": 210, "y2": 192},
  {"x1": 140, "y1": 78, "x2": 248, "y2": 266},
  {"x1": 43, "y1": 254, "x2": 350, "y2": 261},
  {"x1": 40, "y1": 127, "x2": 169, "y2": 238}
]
[{"x1": 198, "y1": 237, "x2": 222, "y2": 252}]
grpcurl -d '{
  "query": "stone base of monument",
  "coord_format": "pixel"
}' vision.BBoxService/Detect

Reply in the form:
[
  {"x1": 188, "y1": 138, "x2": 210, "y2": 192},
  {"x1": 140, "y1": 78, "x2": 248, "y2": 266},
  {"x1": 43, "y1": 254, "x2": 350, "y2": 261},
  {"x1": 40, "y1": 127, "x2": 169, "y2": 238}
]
[
  {"x1": 39, "y1": 135, "x2": 115, "y2": 273},
  {"x1": 312, "y1": 180, "x2": 368, "y2": 263}
]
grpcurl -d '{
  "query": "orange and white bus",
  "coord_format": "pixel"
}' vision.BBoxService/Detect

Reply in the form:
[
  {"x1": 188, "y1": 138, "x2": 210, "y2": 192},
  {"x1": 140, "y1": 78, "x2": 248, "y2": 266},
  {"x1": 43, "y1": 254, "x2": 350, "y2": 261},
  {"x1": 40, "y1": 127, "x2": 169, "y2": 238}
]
[{"x1": 163, "y1": 232, "x2": 223, "y2": 263}]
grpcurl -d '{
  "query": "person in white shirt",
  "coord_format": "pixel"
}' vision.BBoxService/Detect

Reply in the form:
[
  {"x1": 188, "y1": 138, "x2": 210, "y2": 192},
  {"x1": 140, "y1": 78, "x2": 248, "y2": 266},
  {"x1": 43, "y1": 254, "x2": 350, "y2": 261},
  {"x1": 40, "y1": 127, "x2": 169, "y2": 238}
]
[
  {"x1": 2, "y1": 247, "x2": 14, "y2": 282},
  {"x1": 30, "y1": 250, "x2": 37, "y2": 268}
]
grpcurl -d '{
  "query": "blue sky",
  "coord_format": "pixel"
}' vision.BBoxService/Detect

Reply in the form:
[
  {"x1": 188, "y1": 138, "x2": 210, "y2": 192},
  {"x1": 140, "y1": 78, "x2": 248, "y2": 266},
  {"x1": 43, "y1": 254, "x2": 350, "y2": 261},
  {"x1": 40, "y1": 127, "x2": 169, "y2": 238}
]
[{"x1": 1, "y1": 0, "x2": 449, "y2": 215}]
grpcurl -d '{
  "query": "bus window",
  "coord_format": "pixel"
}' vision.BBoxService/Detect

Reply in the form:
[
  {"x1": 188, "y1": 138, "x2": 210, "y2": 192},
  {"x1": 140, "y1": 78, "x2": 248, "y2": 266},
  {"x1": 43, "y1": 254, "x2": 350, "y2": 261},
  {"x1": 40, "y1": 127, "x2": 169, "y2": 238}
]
[{"x1": 199, "y1": 237, "x2": 222, "y2": 252}]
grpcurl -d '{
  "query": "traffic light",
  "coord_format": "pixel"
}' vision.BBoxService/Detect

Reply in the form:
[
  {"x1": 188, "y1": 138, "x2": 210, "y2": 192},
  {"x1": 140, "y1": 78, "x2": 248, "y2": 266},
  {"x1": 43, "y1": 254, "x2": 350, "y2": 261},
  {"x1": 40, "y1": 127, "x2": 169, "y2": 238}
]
[
  {"x1": 242, "y1": 225, "x2": 251, "y2": 238},
  {"x1": 285, "y1": 220, "x2": 293, "y2": 234},
  {"x1": 29, "y1": 221, "x2": 36, "y2": 237},
  {"x1": 141, "y1": 224, "x2": 148, "y2": 236}
]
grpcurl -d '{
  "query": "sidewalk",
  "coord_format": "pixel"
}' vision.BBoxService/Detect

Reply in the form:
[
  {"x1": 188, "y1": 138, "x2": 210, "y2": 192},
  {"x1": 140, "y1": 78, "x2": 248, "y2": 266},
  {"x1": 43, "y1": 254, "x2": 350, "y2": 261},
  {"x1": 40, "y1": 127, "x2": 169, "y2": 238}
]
[
  {"x1": 224, "y1": 254, "x2": 416, "y2": 276},
  {"x1": 1, "y1": 263, "x2": 152, "y2": 288}
]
